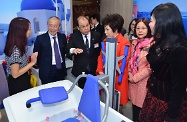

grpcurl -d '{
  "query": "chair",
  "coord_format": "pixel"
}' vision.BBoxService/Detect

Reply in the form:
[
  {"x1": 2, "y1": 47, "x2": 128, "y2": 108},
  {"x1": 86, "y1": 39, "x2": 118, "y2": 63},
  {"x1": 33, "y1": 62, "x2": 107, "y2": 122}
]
[
  {"x1": 63, "y1": 74, "x2": 109, "y2": 122},
  {"x1": 26, "y1": 86, "x2": 68, "y2": 108},
  {"x1": 25, "y1": 74, "x2": 109, "y2": 122}
]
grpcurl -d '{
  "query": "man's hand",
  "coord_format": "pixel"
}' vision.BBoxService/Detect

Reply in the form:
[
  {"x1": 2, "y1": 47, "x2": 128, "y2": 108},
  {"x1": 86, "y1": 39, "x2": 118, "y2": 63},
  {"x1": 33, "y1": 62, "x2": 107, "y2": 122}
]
[{"x1": 73, "y1": 48, "x2": 83, "y2": 55}]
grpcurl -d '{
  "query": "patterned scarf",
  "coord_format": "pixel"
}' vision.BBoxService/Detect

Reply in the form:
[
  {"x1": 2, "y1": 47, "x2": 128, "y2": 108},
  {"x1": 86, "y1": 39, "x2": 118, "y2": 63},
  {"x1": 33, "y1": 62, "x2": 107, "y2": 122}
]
[{"x1": 130, "y1": 38, "x2": 153, "y2": 75}]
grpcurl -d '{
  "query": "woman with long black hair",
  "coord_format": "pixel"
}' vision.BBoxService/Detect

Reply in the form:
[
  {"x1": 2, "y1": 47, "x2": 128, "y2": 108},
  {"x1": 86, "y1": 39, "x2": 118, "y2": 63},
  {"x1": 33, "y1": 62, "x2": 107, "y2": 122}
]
[
  {"x1": 139, "y1": 3, "x2": 187, "y2": 121},
  {"x1": 4, "y1": 17, "x2": 38, "y2": 95}
]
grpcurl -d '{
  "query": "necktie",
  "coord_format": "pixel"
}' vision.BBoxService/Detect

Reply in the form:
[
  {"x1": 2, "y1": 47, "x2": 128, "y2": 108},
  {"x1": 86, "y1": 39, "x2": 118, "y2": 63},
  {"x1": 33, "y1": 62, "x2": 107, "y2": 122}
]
[
  {"x1": 85, "y1": 35, "x2": 89, "y2": 54},
  {"x1": 53, "y1": 37, "x2": 62, "y2": 69},
  {"x1": 84, "y1": 35, "x2": 90, "y2": 71},
  {"x1": 94, "y1": 25, "x2": 96, "y2": 31}
]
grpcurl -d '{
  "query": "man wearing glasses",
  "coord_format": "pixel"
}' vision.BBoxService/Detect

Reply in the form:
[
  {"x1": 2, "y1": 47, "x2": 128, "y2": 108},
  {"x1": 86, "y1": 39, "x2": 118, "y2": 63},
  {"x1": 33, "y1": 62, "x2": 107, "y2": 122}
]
[
  {"x1": 33, "y1": 16, "x2": 67, "y2": 84},
  {"x1": 66, "y1": 16, "x2": 101, "y2": 89}
]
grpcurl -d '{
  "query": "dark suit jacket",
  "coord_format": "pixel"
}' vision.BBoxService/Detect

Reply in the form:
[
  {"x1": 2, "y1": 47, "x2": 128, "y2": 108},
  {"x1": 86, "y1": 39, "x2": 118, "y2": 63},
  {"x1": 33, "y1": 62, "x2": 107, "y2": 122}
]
[
  {"x1": 33, "y1": 32, "x2": 67, "y2": 82},
  {"x1": 91, "y1": 24, "x2": 104, "y2": 39},
  {"x1": 66, "y1": 31, "x2": 101, "y2": 77}
]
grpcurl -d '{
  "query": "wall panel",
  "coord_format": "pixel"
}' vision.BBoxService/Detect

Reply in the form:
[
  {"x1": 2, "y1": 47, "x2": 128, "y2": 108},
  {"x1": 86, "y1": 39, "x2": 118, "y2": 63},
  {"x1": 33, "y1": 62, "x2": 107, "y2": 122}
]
[{"x1": 100, "y1": 0, "x2": 133, "y2": 31}]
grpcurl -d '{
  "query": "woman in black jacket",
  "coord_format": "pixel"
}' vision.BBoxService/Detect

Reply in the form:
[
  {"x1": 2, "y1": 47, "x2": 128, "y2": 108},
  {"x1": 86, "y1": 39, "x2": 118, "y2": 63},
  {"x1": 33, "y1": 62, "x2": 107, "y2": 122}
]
[{"x1": 139, "y1": 3, "x2": 187, "y2": 122}]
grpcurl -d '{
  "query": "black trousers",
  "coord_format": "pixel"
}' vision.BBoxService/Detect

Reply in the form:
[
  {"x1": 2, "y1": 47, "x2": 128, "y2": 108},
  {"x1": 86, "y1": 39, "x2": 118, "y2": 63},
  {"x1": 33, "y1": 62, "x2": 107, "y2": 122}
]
[
  {"x1": 78, "y1": 77, "x2": 87, "y2": 89},
  {"x1": 42, "y1": 65, "x2": 65, "y2": 84},
  {"x1": 77, "y1": 68, "x2": 93, "y2": 89},
  {"x1": 132, "y1": 104, "x2": 141, "y2": 122},
  {"x1": 8, "y1": 72, "x2": 31, "y2": 95}
]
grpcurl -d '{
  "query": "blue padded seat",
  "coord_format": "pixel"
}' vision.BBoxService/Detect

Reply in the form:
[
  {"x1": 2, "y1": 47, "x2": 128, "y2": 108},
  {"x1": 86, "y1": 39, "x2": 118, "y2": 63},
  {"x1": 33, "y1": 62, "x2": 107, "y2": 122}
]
[
  {"x1": 26, "y1": 86, "x2": 68, "y2": 108},
  {"x1": 63, "y1": 74, "x2": 101, "y2": 122},
  {"x1": 39, "y1": 87, "x2": 68, "y2": 104}
]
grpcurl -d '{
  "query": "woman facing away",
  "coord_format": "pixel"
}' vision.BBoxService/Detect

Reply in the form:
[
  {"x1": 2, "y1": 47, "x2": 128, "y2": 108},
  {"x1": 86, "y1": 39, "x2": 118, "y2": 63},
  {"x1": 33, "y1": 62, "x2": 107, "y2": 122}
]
[
  {"x1": 4, "y1": 17, "x2": 38, "y2": 95},
  {"x1": 139, "y1": 3, "x2": 187, "y2": 121},
  {"x1": 128, "y1": 18, "x2": 152, "y2": 121}
]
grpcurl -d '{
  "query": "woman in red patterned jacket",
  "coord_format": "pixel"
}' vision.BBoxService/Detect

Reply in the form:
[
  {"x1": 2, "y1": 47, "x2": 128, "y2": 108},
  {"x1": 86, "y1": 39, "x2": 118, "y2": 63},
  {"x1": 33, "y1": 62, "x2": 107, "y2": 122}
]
[{"x1": 97, "y1": 14, "x2": 131, "y2": 113}]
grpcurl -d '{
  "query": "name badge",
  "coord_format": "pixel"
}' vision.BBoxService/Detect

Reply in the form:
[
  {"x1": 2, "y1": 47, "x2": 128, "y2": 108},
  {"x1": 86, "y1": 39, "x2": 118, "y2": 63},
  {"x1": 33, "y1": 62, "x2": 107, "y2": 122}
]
[{"x1": 94, "y1": 43, "x2": 99, "y2": 48}]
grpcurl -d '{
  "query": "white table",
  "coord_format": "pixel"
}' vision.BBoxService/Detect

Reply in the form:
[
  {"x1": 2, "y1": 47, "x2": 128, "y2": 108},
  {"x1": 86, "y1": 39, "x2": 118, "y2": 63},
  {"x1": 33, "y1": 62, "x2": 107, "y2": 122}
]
[{"x1": 3, "y1": 80, "x2": 132, "y2": 122}]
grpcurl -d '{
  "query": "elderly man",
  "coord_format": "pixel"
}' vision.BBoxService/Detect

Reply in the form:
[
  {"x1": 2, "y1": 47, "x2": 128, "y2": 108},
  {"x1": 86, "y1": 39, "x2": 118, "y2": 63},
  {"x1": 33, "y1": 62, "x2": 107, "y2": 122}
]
[
  {"x1": 33, "y1": 16, "x2": 67, "y2": 84},
  {"x1": 66, "y1": 16, "x2": 101, "y2": 88}
]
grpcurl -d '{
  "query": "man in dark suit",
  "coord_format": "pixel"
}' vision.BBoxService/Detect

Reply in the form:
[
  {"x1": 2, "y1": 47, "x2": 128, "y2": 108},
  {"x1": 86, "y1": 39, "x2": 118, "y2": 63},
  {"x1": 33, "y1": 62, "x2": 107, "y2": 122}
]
[
  {"x1": 33, "y1": 16, "x2": 67, "y2": 84},
  {"x1": 66, "y1": 16, "x2": 101, "y2": 88},
  {"x1": 90, "y1": 14, "x2": 104, "y2": 40}
]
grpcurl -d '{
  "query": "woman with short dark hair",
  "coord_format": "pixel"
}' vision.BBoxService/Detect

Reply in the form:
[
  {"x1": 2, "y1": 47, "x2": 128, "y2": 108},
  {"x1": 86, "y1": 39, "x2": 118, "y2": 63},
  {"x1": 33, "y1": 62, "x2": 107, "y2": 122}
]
[{"x1": 97, "y1": 14, "x2": 131, "y2": 113}]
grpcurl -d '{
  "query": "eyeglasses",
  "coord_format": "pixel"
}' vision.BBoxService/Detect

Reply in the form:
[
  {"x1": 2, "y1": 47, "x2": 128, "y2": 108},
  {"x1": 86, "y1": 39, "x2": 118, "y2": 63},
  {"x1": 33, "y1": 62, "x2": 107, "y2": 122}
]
[
  {"x1": 136, "y1": 27, "x2": 147, "y2": 31},
  {"x1": 79, "y1": 24, "x2": 90, "y2": 29},
  {"x1": 48, "y1": 24, "x2": 59, "y2": 29}
]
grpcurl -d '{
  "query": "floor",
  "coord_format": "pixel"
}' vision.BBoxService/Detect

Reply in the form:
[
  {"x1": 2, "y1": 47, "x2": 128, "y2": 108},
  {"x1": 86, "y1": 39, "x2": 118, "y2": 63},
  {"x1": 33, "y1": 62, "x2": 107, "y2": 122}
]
[
  {"x1": 122, "y1": 101, "x2": 133, "y2": 120},
  {"x1": 0, "y1": 101, "x2": 132, "y2": 122},
  {"x1": 0, "y1": 109, "x2": 8, "y2": 122}
]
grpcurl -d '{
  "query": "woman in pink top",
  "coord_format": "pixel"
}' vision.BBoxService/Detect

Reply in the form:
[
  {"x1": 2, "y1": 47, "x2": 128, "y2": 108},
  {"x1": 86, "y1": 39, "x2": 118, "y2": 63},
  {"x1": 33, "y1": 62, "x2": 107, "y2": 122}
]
[{"x1": 128, "y1": 18, "x2": 152, "y2": 121}]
